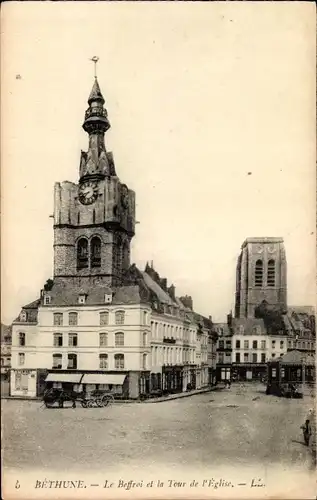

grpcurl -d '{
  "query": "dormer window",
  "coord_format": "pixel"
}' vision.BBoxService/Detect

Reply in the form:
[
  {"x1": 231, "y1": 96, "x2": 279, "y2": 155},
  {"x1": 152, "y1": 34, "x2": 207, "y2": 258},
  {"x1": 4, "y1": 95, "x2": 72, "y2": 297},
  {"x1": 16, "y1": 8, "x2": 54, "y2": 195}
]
[
  {"x1": 44, "y1": 295, "x2": 51, "y2": 305},
  {"x1": 20, "y1": 311, "x2": 27, "y2": 322},
  {"x1": 78, "y1": 294, "x2": 86, "y2": 305},
  {"x1": 104, "y1": 293, "x2": 112, "y2": 304}
]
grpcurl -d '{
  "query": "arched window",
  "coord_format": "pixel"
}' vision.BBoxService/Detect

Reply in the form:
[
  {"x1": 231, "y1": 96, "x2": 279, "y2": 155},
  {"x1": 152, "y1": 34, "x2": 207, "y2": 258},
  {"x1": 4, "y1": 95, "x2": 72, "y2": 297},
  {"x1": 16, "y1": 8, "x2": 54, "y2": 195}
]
[
  {"x1": 99, "y1": 332, "x2": 108, "y2": 347},
  {"x1": 53, "y1": 313, "x2": 63, "y2": 326},
  {"x1": 53, "y1": 353, "x2": 62, "y2": 369},
  {"x1": 53, "y1": 333, "x2": 63, "y2": 347},
  {"x1": 99, "y1": 312, "x2": 109, "y2": 326},
  {"x1": 99, "y1": 354, "x2": 108, "y2": 369},
  {"x1": 114, "y1": 353, "x2": 124, "y2": 370},
  {"x1": 77, "y1": 238, "x2": 88, "y2": 269},
  {"x1": 143, "y1": 332, "x2": 147, "y2": 346},
  {"x1": 67, "y1": 353, "x2": 77, "y2": 369},
  {"x1": 68, "y1": 333, "x2": 78, "y2": 347},
  {"x1": 18, "y1": 332, "x2": 25, "y2": 346},
  {"x1": 115, "y1": 311, "x2": 125, "y2": 325},
  {"x1": 68, "y1": 312, "x2": 78, "y2": 326},
  {"x1": 18, "y1": 352, "x2": 25, "y2": 366},
  {"x1": 115, "y1": 333, "x2": 124, "y2": 347},
  {"x1": 267, "y1": 259, "x2": 275, "y2": 287},
  {"x1": 91, "y1": 236, "x2": 101, "y2": 268},
  {"x1": 255, "y1": 260, "x2": 263, "y2": 287},
  {"x1": 143, "y1": 354, "x2": 147, "y2": 370}
]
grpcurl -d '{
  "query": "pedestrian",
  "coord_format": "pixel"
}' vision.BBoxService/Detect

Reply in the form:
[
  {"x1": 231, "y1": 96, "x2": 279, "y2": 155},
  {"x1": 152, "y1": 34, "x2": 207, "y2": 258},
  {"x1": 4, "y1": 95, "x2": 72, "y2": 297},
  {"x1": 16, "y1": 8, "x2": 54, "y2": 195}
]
[{"x1": 301, "y1": 408, "x2": 313, "y2": 446}]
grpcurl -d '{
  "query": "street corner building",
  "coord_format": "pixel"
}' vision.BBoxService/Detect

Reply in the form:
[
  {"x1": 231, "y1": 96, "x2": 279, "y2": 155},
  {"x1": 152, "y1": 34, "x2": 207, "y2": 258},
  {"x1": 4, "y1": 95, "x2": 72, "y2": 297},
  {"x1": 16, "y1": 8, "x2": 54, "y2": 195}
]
[
  {"x1": 9, "y1": 76, "x2": 218, "y2": 400},
  {"x1": 215, "y1": 238, "x2": 316, "y2": 383}
]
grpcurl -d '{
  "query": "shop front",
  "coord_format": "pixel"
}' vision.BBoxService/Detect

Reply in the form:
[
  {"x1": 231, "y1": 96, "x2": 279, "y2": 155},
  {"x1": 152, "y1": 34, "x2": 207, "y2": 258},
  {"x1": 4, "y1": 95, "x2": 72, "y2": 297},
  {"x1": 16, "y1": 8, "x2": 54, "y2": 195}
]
[
  {"x1": 162, "y1": 365, "x2": 183, "y2": 394},
  {"x1": 44, "y1": 372, "x2": 129, "y2": 398},
  {"x1": 231, "y1": 363, "x2": 267, "y2": 381},
  {"x1": 10, "y1": 369, "x2": 38, "y2": 397}
]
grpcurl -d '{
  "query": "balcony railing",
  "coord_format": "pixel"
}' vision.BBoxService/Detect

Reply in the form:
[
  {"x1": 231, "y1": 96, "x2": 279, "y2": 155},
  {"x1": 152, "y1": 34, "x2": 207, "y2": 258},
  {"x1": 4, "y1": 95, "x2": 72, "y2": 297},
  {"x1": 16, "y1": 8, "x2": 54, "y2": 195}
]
[
  {"x1": 163, "y1": 337, "x2": 176, "y2": 344},
  {"x1": 85, "y1": 108, "x2": 108, "y2": 120}
]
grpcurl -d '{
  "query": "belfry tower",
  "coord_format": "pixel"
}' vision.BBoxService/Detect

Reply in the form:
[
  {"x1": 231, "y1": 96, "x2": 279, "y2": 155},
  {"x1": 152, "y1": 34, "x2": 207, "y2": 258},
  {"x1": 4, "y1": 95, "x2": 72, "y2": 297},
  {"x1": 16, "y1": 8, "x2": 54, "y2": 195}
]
[
  {"x1": 235, "y1": 237, "x2": 287, "y2": 318},
  {"x1": 53, "y1": 70, "x2": 135, "y2": 288}
]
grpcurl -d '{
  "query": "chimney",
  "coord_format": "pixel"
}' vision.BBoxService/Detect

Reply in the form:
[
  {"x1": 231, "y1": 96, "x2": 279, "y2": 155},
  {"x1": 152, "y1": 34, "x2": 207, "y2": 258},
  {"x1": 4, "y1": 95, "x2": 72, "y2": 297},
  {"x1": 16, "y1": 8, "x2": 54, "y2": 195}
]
[
  {"x1": 180, "y1": 295, "x2": 193, "y2": 310},
  {"x1": 160, "y1": 278, "x2": 167, "y2": 291},
  {"x1": 168, "y1": 284, "x2": 176, "y2": 300},
  {"x1": 227, "y1": 312, "x2": 233, "y2": 327},
  {"x1": 209, "y1": 315, "x2": 212, "y2": 322}
]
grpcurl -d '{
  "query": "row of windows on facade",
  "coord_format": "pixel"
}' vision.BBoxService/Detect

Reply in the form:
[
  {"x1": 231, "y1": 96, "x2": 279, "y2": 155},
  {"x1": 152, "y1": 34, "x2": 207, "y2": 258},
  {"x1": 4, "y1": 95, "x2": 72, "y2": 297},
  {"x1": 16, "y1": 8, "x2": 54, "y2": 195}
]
[
  {"x1": 151, "y1": 346, "x2": 196, "y2": 365},
  {"x1": 17, "y1": 331, "x2": 147, "y2": 348},
  {"x1": 218, "y1": 338, "x2": 315, "y2": 350},
  {"x1": 51, "y1": 311, "x2": 128, "y2": 326},
  {"x1": 218, "y1": 352, "x2": 267, "y2": 363},
  {"x1": 254, "y1": 259, "x2": 275, "y2": 287},
  {"x1": 19, "y1": 310, "x2": 131, "y2": 325},
  {"x1": 219, "y1": 339, "x2": 284, "y2": 349},
  {"x1": 151, "y1": 322, "x2": 200, "y2": 343},
  {"x1": 16, "y1": 352, "x2": 136, "y2": 370}
]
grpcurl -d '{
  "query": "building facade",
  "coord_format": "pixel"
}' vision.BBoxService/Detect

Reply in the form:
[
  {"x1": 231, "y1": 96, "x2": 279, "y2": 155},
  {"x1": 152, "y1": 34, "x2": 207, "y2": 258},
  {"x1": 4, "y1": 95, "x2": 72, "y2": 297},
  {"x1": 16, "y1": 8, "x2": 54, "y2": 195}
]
[
  {"x1": 10, "y1": 76, "x2": 217, "y2": 399},
  {"x1": 1, "y1": 324, "x2": 11, "y2": 379},
  {"x1": 216, "y1": 238, "x2": 315, "y2": 382}
]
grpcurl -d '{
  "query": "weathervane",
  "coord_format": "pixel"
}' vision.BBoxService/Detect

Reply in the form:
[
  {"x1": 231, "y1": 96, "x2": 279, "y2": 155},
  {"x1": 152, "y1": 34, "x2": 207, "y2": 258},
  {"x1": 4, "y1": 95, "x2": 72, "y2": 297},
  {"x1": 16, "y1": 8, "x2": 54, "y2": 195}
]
[{"x1": 90, "y1": 56, "x2": 99, "y2": 79}]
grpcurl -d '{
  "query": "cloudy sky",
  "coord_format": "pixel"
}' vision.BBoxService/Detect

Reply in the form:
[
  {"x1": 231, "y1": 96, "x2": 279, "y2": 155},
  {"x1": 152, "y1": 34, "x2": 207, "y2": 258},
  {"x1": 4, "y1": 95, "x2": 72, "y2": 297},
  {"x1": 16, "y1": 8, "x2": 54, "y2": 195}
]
[{"x1": 1, "y1": 1, "x2": 316, "y2": 324}]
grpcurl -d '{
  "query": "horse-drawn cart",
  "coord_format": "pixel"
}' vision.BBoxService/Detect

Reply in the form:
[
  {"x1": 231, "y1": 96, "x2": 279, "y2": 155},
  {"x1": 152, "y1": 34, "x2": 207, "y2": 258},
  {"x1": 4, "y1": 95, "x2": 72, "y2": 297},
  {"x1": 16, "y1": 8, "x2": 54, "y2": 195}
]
[{"x1": 43, "y1": 388, "x2": 114, "y2": 409}]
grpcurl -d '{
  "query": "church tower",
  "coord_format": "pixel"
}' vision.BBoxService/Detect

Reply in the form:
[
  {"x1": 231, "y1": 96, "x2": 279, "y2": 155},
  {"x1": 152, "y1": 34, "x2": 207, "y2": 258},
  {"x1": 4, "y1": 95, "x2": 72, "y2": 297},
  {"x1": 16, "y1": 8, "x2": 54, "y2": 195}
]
[
  {"x1": 53, "y1": 75, "x2": 135, "y2": 288},
  {"x1": 235, "y1": 237, "x2": 287, "y2": 318}
]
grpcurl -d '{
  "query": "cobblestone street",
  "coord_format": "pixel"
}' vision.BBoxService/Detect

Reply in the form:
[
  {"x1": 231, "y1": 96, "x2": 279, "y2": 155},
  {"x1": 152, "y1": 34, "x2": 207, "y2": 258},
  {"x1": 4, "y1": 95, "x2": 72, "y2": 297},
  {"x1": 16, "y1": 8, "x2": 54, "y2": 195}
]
[{"x1": 3, "y1": 384, "x2": 314, "y2": 476}]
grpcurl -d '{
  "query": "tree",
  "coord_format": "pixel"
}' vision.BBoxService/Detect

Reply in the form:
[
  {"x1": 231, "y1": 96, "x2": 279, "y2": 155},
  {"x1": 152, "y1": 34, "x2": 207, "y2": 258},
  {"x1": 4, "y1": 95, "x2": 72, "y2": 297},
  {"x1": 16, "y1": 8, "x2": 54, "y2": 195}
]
[{"x1": 44, "y1": 279, "x2": 54, "y2": 291}]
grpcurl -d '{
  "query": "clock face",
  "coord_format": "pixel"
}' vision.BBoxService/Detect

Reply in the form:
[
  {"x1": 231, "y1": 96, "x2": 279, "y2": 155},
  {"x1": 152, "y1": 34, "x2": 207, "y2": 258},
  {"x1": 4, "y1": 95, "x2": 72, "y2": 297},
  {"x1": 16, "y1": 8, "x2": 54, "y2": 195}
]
[{"x1": 79, "y1": 181, "x2": 98, "y2": 205}]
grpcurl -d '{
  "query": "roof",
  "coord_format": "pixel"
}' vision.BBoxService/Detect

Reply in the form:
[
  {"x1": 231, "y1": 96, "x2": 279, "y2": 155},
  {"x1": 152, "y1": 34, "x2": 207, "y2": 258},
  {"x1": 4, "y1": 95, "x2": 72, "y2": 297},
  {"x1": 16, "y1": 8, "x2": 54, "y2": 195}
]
[
  {"x1": 232, "y1": 318, "x2": 267, "y2": 335},
  {"x1": 289, "y1": 306, "x2": 315, "y2": 316},
  {"x1": 271, "y1": 350, "x2": 315, "y2": 366},
  {"x1": 141, "y1": 272, "x2": 175, "y2": 306},
  {"x1": 43, "y1": 284, "x2": 143, "y2": 307},
  {"x1": 13, "y1": 298, "x2": 41, "y2": 323},
  {"x1": 88, "y1": 78, "x2": 105, "y2": 104}
]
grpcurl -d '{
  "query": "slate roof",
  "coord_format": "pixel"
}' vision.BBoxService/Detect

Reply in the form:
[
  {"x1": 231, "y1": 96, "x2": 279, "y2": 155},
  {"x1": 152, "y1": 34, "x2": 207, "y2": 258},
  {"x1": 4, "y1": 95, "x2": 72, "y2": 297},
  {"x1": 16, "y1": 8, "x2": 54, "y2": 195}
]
[
  {"x1": 141, "y1": 272, "x2": 174, "y2": 305},
  {"x1": 232, "y1": 317, "x2": 267, "y2": 335},
  {"x1": 276, "y1": 350, "x2": 315, "y2": 366},
  {"x1": 88, "y1": 78, "x2": 105, "y2": 104},
  {"x1": 43, "y1": 283, "x2": 143, "y2": 307}
]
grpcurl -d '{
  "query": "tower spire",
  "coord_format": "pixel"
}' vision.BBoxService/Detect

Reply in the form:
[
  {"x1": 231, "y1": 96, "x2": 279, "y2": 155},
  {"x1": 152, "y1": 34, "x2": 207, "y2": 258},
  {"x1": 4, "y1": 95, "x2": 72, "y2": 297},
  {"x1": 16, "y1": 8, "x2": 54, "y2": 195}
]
[{"x1": 79, "y1": 60, "x2": 112, "y2": 182}]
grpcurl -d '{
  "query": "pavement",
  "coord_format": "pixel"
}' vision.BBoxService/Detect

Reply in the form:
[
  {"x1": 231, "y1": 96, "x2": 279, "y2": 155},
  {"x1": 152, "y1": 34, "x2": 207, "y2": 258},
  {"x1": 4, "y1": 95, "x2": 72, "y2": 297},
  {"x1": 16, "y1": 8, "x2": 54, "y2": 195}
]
[{"x1": 2, "y1": 383, "x2": 315, "y2": 478}]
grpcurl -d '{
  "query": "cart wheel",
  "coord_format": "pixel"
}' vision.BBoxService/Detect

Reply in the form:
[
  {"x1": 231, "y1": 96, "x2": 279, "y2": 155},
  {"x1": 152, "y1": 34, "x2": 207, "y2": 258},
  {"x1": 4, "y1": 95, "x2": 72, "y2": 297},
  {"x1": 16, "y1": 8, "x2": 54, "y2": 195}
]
[
  {"x1": 87, "y1": 400, "x2": 94, "y2": 408},
  {"x1": 81, "y1": 400, "x2": 88, "y2": 408},
  {"x1": 103, "y1": 395, "x2": 114, "y2": 407},
  {"x1": 96, "y1": 399, "x2": 103, "y2": 408}
]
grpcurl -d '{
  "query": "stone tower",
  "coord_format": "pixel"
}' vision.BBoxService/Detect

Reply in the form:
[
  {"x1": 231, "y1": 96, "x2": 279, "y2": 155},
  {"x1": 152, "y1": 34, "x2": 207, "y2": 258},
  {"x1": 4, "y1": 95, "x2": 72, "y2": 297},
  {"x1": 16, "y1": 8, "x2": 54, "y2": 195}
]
[
  {"x1": 53, "y1": 78, "x2": 136, "y2": 288},
  {"x1": 235, "y1": 237, "x2": 287, "y2": 318}
]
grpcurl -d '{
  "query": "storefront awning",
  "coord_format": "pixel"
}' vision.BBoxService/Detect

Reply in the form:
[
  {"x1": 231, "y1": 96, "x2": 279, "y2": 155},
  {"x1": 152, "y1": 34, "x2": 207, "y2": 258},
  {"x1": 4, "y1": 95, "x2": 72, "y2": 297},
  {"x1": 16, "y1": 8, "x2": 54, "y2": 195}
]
[
  {"x1": 45, "y1": 373, "x2": 83, "y2": 383},
  {"x1": 81, "y1": 374, "x2": 126, "y2": 385}
]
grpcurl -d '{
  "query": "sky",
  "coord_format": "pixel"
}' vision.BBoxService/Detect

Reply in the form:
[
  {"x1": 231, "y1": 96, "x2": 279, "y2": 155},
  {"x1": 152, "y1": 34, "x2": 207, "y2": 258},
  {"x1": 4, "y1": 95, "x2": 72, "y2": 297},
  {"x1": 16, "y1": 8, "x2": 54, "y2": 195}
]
[{"x1": 1, "y1": 1, "x2": 316, "y2": 325}]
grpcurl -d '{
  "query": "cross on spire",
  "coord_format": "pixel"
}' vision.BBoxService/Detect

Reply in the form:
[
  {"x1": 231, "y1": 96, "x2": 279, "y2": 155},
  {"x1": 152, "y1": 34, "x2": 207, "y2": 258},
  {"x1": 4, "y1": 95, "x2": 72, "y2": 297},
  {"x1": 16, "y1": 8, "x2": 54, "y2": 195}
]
[{"x1": 90, "y1": 56, "x2": 99, "y2": 79}]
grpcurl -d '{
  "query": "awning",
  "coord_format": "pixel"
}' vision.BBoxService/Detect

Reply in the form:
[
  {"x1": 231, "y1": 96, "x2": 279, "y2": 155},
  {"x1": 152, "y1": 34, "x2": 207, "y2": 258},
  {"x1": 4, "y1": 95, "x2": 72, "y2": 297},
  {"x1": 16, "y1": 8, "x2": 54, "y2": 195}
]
[
  {"x1": 81, "y1": 374, "x2": 126, "y2": 385},
  {"x1": 45, "y1": 373, "x2": 83, "y2": 383}
]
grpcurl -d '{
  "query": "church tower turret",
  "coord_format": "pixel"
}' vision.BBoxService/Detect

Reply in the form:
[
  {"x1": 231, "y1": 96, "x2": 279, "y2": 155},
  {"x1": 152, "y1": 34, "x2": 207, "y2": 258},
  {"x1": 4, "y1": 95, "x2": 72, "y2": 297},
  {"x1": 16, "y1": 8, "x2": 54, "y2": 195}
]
[{"x1": 53, "y1": 62, "x2": 135, "y2": 289}]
